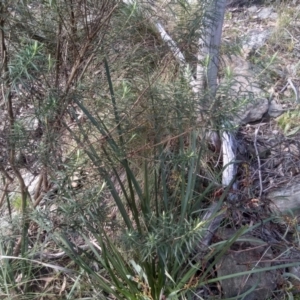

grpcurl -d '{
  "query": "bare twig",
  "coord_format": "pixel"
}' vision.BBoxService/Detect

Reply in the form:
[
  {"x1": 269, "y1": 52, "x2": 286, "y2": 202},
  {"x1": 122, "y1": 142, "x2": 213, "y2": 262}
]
[
  {"x1": 153, "y1": 22, "x2": 198, "y2": 94},
  {"x1": 288, "y1": 78, "x2": 299, "y2": 103},
  {"x1": 33, "y1": 172, "x2": 44, "y2": 201},
  {"x1": 0, "y1": 182, "x2": 10, "y2": 209},
  {"x1": 254, "y1": 127, "x2": 263, "y2": 198},
  {"x1": 222, "y1": 130, "x2": 238, "y2": 203},
  {"x1": 33, "y1": 192, "x2": 45, "y2": 208}
]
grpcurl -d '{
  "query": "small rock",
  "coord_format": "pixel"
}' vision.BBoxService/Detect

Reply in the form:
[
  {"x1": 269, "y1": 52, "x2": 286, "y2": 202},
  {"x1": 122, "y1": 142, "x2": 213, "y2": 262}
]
[
  {"x1": 71, "y1": 173, "x2": 81, "y2": 189},
  {"x1": 224, "y1": 55, "x2": 268, "y2": 125},
  {"x1": 217, "y1": 234, "x2": 277, "y2": 300},
  {"x1": 286, "y1": 64, "x2": 298, "y2": 77},
  {"x1": 242, "y1": 29, "x2": 271, "y2": 55},
  {"x1": 268, "y1": 100, "x2": 284, "y2": 118},
  {"x1": 235, "y1": 98, "x2": 269, "y2": 125},
  {"x1": 247, "y1": 5, "x2": 258, "y2": 13},
  {"x1": 269, "y1": 12, "x2": 278, "y2": 20},
  {"x1": 257, "y1": 7, "x2": 274, "y2": 20},
  {"x1": 268, "y1": 180, "x2": 300, "y2": 215},
  {"x1": 70, "y1": 170, "x2": 86, "y2": 189}
]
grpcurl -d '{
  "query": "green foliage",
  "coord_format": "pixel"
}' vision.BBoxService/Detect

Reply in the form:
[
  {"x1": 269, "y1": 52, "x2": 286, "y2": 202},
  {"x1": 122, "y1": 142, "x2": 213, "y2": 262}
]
[
  {"x1": 0, "y1": 240, "x2": 36, "y2": 298},
  {"x1": 277, "y1": 108, "x2": 300, "y2": 136},
  {"x1": 8, "y1": 41, "x2": 46, "y2": 90},
  {"x1": 2, "y1": 1, "x2": 300, "y2": 299},
  {"x1": 11, "y1": 194, "x2": 22, "y2": 211},
  {"x1": 50, "y1": 53, "x2": 236, "y2": 299}
]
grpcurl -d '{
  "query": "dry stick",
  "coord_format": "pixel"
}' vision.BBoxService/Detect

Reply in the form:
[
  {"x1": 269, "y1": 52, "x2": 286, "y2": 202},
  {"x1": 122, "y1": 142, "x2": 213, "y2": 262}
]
[
  {"x1": 222, "y1": 131, "x2": 237, "y2": 191},
  {"x1": 287, "y1": 78, "x2": 299, "y2": 103},
  {"x1": 64, "y1": 4, "x2": 118, "y2": 94},
  {"x1": 76, "y1": 29, "x2": 107, "y2": 83},
  {"x1": 33, "y1": 171, "x2": 44, "y2": 201},
  {"x1": 0, "y1": 182, "x2": 9, "y2": 209},
  {"x1": 33, "y1": 192, "x2": 45, "y2": 209},
  {"x1": 32, "y1": 165, "x2": 50, "y2": 209},
  {"x1": 254, "y1": 127, "x2": 263, "y2": 198},
  {"x1": 43, "y1": 170, "x2": 49, "y2": 190},
  {"x1": 154, "y1": 22, "x2": 198, "y2": 94}
]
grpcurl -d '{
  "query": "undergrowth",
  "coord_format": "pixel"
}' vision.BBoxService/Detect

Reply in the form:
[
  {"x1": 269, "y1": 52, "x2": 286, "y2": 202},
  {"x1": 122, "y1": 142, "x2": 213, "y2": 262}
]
[{"x1": 0, "y1": 1, "x2": 300, "y2": 299}]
